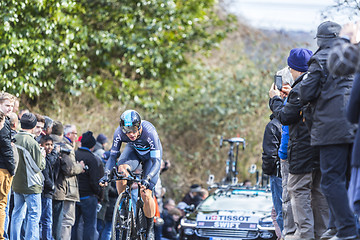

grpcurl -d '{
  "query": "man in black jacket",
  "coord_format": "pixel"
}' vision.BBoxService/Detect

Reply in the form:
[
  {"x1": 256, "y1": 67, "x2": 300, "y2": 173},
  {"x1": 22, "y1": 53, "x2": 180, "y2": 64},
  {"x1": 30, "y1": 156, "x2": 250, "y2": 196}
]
[
  {"x1": 300, "y1": 21, "x2": 358, "y2": 240},
  {"x1": 269, "y1": 48, "x2": 329, "y2": 240},
  {"x1": 261, "y1": 112, "x2": 282, "y2": 235},
  {"x1": 0, "y1": 92, "x2": 16, "y2": 239},
  {"x1": 72, "y1": 131, "x2": 104, "y2": 240},
  {"x1": 40, "y1": 135, "x2": 58, "y2": 240}
]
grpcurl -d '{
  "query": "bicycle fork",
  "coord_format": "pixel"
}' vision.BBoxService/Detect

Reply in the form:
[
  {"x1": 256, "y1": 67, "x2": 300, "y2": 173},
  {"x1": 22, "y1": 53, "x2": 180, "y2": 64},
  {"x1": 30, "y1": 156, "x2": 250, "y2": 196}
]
[{"x1": 118, "y1": 197, "x2": 133, "y2": 231}]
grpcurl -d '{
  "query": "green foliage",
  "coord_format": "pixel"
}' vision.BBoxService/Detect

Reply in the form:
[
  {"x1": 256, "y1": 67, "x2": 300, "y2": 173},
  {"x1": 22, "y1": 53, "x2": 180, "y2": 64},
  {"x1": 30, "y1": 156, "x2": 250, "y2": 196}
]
[{"x1": 0, "y1": 0, "x2": 232, "y2": 103}]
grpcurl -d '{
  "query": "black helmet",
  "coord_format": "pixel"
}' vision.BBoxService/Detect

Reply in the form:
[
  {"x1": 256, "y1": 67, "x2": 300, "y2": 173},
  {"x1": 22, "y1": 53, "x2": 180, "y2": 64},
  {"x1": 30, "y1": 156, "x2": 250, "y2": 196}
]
[{"x1": 119, "y1": 110, "x2": 141, "y2": 134}]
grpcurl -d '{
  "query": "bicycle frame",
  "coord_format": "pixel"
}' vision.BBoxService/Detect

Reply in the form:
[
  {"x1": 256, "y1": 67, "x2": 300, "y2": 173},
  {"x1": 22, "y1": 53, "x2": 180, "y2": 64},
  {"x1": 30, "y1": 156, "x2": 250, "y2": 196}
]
[{"x1": 111, "y1": 167, "x2": 147, "y2": 240}]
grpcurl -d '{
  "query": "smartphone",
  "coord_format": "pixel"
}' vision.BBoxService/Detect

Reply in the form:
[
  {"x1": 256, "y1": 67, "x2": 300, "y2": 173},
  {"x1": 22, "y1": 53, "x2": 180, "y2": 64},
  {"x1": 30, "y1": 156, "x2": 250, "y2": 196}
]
[{"x1": 274, "y1": 75, "x2": 282, "y2": 91}]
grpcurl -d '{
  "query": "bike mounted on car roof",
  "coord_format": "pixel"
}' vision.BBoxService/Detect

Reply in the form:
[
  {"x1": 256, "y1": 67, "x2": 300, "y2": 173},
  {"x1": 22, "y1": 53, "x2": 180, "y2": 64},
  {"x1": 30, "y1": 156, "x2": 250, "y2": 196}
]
[
  {"x1": 207, "y1": 136, "x2": 270, "y2": 190},
  {"x1": 106, "y1": 167, "x2": 148, "y2": 240}
]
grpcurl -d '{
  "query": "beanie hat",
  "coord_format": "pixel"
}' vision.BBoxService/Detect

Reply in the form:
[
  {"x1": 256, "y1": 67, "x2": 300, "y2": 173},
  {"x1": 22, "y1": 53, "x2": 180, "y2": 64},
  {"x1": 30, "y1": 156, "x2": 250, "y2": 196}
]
[
  {"x1": 276, "y1": 66, "x2": 294, "y2": 86},
  {"x1": 96, "y1": 133, "x2": 108, "y2": 144},
  {"x1": 81, "y1": 131, "x2": 96, "y2": 149},
  {"x1": 189, "y1": 184, "x2": 202, "y2": 193},
  {"x1": 287, "y1": 48, "x2": 313, "y2": 72},
  {"x1": 316, "y1": 21, "x2": 341, "y2": 39},
  {"x1": 20, "y1": 112, "x2": 37, "y2": 130}
]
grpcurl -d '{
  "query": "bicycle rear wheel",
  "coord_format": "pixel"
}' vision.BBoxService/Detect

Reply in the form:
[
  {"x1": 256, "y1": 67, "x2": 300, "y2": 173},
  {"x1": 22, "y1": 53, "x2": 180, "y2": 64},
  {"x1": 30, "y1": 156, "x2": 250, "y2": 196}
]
[{"x1": 111, "y1": 193, "x2": 133, "y2": 240}]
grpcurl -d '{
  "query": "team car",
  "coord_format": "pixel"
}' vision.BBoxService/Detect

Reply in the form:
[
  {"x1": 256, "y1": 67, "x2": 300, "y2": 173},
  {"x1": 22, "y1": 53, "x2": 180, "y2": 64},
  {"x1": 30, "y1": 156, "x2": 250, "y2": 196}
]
[{"x1": 179, "y1": 184, "x2": 276, "y2": 240}]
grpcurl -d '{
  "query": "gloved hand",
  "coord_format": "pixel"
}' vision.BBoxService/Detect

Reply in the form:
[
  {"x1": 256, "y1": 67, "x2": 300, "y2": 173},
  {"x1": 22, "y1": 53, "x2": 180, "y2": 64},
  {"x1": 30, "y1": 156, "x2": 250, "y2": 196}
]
[
  {"x1": 141, "y1": 176, "x2": 151, "y2": 189},
  {"x1": 99, "y1": 170, "x2": 111, "y2": 186}
]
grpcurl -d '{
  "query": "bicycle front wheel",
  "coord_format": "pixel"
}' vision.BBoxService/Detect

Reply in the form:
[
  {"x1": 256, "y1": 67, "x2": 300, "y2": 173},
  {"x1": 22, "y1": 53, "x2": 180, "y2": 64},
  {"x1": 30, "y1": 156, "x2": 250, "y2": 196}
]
[
  {"x1": 135, "y1": 199, "x2": 147, "y2": 240},
  {"x1": 111, "y1": 192, "x2": 133, "y2": 240}
]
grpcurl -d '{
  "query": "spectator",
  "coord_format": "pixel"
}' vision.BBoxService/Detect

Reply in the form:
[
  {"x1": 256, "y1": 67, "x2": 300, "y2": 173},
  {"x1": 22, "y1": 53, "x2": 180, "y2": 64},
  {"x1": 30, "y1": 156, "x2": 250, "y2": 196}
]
[
  {"x1": 43, "y1": 116, "x2": 53, "y2": 136},
  {"x1": 182, "y1": 184, "x2": 202, "y2": 206},
  {"x1": 0, "y1": 92, "x2": 16, "y2": 239},
  {"x1": 72, "y1": 131, "x2": 104, "y2": 240},
  {"x1": 162, "y1": 207, "x2": 181, "y2": 240},
  {"x1": 326, "y1": 21, "x2": 360, "y2": 232},
  {"x1": 40, "y1": 135, "x2": 58, "y2": 240},
  {"x1": 163, "y1": 199, "x2": 176, "y2": 213},
  {"x1": 76, "y1": 136, "x2": 82, "y2": 149},
  {"x1": 12, "y1": 100, "x2": 19, "y2": 116},
  {"x1": 93, "y1": 133, "x2": 108, "y2": 160},
  {"x1": 270, "y1": 48, "x2": 329, "y2": 240},
  {"x1": 300, "y1": 21, "x2": 358, "y2": 240},
  {"x1": 4, "y1": 111, "x2": 19, "y2": 240},
  {"x1": 63, "y1": 124, "x2": 78, "y2": 148},
  {"x1": 34, "y1": 114, "x2": 45, "y2": 139},
  {"x1": 50, "y1": 121, "x2": 84, "y2": 240},
  {"x1": 97, "y1": 180, "x2": 118, "y2": 240},
  {"x1": 176, "y1": 202, "x2": 188, "y2": 218},
  {"x1": 8, "y1": 112, "x2": 18, "y2": 136},
  {"x1": 272, "y1": 66, "x2": 296, "y2": 239},
  {"x1": 0, "y1": 112, "x2": 5, "y2": 131},
  {"x1": 261, "y1": 99, "x2": 283, "y2": 234},
  {"x1": 17, "y1": 109, "x2": 28, "y2": 121},
  {"x1": 8, "y1": 112, "x2": 19, "y2": 169},
  {"x1": 11, "y1": 112, "x2": 46, "y2": 240}
]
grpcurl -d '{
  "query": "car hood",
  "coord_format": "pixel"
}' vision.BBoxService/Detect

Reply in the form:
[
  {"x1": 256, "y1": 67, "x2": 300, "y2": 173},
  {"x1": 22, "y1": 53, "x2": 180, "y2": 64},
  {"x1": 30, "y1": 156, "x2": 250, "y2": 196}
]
[{"x1": 187, "y1": 189, "x2": 273, "y2": 220}]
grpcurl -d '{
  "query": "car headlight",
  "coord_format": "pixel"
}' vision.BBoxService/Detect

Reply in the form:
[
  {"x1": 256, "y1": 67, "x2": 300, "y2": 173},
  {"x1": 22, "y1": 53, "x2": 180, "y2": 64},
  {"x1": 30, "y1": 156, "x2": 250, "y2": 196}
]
[
  {"x1": 258, "y1": 216, "x2": 274, "y2": 230},
  {"x1": 180, "y1": 218, "x2": 197, "y2": 228}
]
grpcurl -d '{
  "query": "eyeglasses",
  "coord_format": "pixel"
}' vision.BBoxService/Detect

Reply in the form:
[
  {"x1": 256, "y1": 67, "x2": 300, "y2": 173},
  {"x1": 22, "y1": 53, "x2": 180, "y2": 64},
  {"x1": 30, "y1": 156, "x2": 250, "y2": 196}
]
[
  {"x1": 121, "y1": 126, "x2": 139, "y2": 134},
  {"x1": 70, "y1": 132, "x2": 77, "y2": 135}
]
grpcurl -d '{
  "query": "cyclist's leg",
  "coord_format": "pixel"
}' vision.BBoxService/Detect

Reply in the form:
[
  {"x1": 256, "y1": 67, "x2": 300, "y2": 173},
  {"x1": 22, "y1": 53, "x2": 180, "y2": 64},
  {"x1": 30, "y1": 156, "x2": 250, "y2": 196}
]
[
  {"x1": 140, "y1": 160, "x2": 160, "y2": 218},
  {"x1": 116, "y1": 144, "x2": 141, "y2": 194},
  {"x1": 139, "y1": 161, "x2": 160, "y2": 240}
]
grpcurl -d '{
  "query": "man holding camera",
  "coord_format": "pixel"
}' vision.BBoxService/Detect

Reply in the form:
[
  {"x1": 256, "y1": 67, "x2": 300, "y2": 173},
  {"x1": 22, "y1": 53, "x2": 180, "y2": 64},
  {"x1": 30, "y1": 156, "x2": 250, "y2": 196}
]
[
  {"x1": 72, "y1": 131, "x2": 104, "y2": 240},
  {"x1": 50, "y1": 121, "x2": 85, "y2": 240},
  {"x1": 269, "y1": 48, "x2": 329, "y2": 240}
]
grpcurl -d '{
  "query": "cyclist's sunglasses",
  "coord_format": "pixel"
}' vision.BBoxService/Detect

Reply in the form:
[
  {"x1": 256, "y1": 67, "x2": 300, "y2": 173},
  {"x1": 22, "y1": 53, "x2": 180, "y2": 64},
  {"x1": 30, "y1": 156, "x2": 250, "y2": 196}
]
[{"x1": 121, "y1": 125, "x2": 139, "y2": 134}]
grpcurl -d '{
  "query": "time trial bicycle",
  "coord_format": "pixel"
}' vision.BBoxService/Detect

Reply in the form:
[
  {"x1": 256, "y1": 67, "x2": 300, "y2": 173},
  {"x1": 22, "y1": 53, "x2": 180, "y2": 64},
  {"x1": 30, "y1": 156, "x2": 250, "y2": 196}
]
[{"x1": 108, "y1": 167, "x2": 148, "y2": 240}]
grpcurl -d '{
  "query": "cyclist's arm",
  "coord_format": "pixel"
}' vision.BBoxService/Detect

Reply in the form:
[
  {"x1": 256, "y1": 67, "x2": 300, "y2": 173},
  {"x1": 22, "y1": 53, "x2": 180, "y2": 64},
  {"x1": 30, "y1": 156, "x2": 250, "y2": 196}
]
[
  {"x1": 104, "y1": 127, "x2": 122, "y2": 173},
  {"x1": 145, "y1": 133, "x2": 162, "y2": 181},
  {"x1": 147, "y1": 155, "x2": 161, "y2": 180}
]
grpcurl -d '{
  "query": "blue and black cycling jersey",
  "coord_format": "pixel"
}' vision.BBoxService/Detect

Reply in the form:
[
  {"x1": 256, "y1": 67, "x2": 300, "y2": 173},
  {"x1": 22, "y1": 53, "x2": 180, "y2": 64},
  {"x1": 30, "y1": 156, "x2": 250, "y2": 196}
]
[{"x1": 105, "y1": 120, "x2": 162, "y2": 182}]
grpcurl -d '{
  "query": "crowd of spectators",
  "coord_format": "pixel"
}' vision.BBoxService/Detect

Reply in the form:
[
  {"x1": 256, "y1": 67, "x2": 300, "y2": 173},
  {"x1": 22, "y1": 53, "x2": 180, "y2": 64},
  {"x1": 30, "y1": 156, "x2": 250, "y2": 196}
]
[
  {"x1": 262, "y1": 21, "x2": 360, "y2": 240},
  {"x1": 0, "y1": 95, "x2": 209, "y2": 240}
]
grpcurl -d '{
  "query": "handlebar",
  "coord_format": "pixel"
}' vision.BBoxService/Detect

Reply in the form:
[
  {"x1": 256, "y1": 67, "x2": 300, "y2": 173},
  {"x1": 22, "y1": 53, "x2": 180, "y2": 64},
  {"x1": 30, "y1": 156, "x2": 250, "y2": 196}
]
[
  {"x1": 111, "y1": 167, "x2": 142, "y2": 183},
  {"x1": 220, "y1": 136, "x2": 246, "y2": 150}
]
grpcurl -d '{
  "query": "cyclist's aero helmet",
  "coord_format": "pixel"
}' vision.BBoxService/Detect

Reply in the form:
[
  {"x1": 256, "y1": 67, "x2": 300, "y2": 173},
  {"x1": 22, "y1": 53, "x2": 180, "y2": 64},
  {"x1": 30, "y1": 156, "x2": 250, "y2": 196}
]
[{"x1": 119, "y1": 110, "x2": 142, "y2": 134}]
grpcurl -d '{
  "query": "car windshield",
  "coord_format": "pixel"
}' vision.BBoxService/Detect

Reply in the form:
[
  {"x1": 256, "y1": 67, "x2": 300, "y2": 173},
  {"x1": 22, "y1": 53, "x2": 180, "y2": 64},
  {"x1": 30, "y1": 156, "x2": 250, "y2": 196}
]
[{"x1": 198, "y1": 189, "x2": 272, "y2": 213}]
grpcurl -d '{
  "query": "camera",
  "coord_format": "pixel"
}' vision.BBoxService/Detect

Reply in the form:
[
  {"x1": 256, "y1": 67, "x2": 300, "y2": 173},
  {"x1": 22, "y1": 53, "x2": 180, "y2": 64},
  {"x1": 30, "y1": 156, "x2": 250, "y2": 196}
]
[
  {"x1": 54, "y1": 142, "x2": 71, "y2": 155},
  {"x1": 274, "y1": 75, "x2": 282, "y2": 91}
]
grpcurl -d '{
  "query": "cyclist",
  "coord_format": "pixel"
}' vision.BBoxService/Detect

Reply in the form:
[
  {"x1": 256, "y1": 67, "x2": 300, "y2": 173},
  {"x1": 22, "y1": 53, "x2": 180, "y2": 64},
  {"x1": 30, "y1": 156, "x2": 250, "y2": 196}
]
[{"x1": 100, "y1": 110, "x2": 162, "y2": 240}]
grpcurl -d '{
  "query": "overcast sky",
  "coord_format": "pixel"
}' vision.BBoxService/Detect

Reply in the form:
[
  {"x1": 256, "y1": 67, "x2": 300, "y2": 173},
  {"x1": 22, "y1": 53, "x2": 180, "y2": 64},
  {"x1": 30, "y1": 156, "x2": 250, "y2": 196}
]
[{"x1": 223, "y1": 0, "x2": 353, "y2": 32}]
